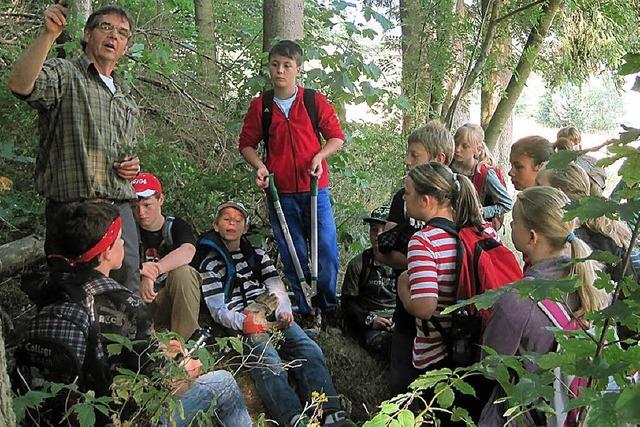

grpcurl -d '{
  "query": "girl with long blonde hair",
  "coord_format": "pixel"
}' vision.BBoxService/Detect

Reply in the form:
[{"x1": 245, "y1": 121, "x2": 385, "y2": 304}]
[
  {"x1": 480, "y1": 186, "x2": 609, "y2": 425},
  {"x1": 451, "y1": 123, "x2": 512, "y2": 230},
  {"x1": 536, "y1": 163, "x2": 637, "y2": 282}
]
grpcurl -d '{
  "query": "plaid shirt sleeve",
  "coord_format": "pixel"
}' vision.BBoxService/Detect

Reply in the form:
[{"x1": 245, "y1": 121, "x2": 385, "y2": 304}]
[{"x1": 17, "y1": 58, "x2": 72, "y2": 111}]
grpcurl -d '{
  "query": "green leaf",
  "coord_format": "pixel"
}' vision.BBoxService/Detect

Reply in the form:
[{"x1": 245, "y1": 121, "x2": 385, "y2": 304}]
[
  {"x1": 437, "y1": 386, "x2": 455, "y2": 408},
  {"x1": 13, "y1": 391, "x2": 53, "y2": 422},
  {"x1": 229, "y1": 336, "x2": 244, "y2": 355},
  {"x1": 397, "y1": 409, "x2": 415, "y2": 426},
  {"x1": 101, "y1": 333, "x2": 134, "y2": 351},
  {"x1": 364, "y1": 413, "x2": 391, "y2": 427},
  {"x1": 451, "y1": 406, "x2": 472, "y2": 423},
  {"x1": 452, "y1": 379, "x2": 477, "y2": 397},
  {"x1": 73, "y1": 402, "x2": 96, "y2": 427},
  {"x1": 619, "y1": 53, "x2": 640, "y2": 75},
  {"x1": 615, "y1": 384, "x2": 640, "y2": 422},
  {"x1": 106, "y1": 343, "x2": 123, "y2": 356},
  {"x1": 546, "y1": 150, "x2": 584, "y2": 169},
  {"x1": 381, "y1": 402, "x2": 400, "y2": 414},
  {"x1": 563, "y1": 197, "x2": 620, "y2": 221}
]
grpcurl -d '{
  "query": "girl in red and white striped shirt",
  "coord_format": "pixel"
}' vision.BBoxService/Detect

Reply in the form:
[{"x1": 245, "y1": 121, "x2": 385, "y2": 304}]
[{"x1": 397, "y1": 162, "x2": 486, "y2": 371}]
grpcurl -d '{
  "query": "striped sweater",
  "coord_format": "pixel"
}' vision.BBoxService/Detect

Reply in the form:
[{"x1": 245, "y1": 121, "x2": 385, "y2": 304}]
[
  {"x1": 407, "y1": 224, "x2": 458, "y2": 369},
  {"x1": 200, "y1": 247, "x2": 292, "y2": 331}
]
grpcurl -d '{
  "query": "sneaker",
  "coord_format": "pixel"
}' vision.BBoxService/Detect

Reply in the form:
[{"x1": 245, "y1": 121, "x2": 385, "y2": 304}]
[{"x1": 323, "y1": 410, "x2": 356, "y2": 427}]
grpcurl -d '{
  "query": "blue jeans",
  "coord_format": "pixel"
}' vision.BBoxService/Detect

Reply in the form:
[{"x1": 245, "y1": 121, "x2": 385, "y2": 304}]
[
  {"x1": 268, "y1": 188, "x2": 339, "y2": 314},
  {"x1": 168, "y1": 371, "x2": 252, "y2": 427},
  {"x1": 245, "y1": 323, "x2": 341, "y2": 426}
]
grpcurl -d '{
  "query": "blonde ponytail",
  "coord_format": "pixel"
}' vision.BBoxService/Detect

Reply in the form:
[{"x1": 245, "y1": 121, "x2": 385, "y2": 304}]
[{"x1": 516, "y1": 187, "x2": 609, "y2": 318}]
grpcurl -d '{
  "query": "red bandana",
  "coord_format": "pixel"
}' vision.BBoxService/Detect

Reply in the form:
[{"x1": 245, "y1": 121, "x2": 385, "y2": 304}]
[{"x1": 48, "y1": 216, "x2": 122, "y2": 267}]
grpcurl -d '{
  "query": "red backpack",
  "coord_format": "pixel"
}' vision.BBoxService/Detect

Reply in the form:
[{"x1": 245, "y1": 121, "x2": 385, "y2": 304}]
[
  {"x1": 472, "y1": 163, "x2": 508, "y2": 231},
  {"x1": 426, "y1": 218, "x2": 523, "y2": 365}
]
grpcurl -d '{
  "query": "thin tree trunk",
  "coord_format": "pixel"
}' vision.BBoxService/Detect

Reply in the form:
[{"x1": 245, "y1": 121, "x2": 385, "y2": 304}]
[
  {"x1": 444, "y1": 0, "x2": 502, "y2": 127},
  {"x1": 399, "y1": 0, "x2": 430, "y2": 133},
  {"x1": 262, "y1": 0, "x2": 304, "y2": 53},
  {"x1": 481, "y1": 31, "x2": 512, "y2": 170},
  {"x1": 484, "y1": 0, "x2": 564, "y2": 149},
  {"x1": 0, "y1": 320, "x2": 16, "y2": 427},
  {"x1": 194, "y1": 0, "x2": 217, "y2": 79}
]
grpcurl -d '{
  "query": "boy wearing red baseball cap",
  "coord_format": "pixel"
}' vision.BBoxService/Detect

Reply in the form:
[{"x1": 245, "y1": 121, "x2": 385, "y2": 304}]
[{"x1": 131, "y1": 172, "x2": 201, "y2": 340}]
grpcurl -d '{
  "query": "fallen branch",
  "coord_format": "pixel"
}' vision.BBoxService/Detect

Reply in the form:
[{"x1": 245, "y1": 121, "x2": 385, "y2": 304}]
[{"x1": 0, "y1": 234, "x2": 45, "y2": 277}]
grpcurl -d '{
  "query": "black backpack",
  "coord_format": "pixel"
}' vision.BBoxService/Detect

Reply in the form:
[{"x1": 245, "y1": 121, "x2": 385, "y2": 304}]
[
  {"x1": 192, "y1": 230, "x2": 264, "y2": 304},
  {"x1": 13, "y1": 289, "x2": 111, "y2": 425},
  {"x1": 261, "y1": 88, "x2": 321, "y2": 158}
]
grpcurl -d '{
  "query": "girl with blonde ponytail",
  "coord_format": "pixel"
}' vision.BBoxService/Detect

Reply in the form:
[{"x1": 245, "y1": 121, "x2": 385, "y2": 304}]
[
  {"x1": 480, "y1": 186, "x2": 609, "y2": 425},
  {"x1": 396, "y1": 162, "x2": 490, "y2": 372},
  {"x1": 536, "y1": 163, "x2": 638, "y2": 282}
]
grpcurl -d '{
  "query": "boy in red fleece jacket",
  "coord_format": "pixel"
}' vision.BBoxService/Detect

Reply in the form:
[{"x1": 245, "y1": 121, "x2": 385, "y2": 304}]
[{"x1": 238, "y1": 40, "x2": 345, "y2": 322}]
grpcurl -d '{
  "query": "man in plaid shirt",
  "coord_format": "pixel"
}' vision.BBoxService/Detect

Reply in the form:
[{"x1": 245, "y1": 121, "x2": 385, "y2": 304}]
[{"x1": 9, "y1": 2, "x2": 141, "y2": 292}]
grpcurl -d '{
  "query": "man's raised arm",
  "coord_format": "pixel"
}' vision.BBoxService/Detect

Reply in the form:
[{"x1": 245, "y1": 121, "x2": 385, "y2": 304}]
[{"x1": 8, "y1": 3, "x2": 67, "y2": 95}]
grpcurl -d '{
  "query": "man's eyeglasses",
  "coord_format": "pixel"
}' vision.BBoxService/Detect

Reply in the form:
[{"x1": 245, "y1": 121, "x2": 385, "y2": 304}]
[{"x1": 96, "y1": 22, "x2": 131, "y2": 40}]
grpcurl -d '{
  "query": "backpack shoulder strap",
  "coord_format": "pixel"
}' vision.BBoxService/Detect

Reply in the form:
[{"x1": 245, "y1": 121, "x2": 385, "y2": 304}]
[
  {"x1": 472, "y1": 164, "x2": 490, "y2": 195},
  {"x1": 303, "y1": 88, "x2": 320, "y2": 143},
  {"x1": 261, "y1": 89, "x2": 275, "y2": 156},
  {"x1": 196, "y1": 230, "x2": 236, "y2": 303},
  {"x1": 426, "y1": 217, "x2": 458, "y2": 237},
  {"x1": 161, "y1": 216, "x2": 175, "y2": 250},
  {"x1": 537, "y1": 299, "x2": 576, "y2": 330},
  {"x1": 357, "y1": 248, "x2": 375, "y2": 290},
  {"x1": 240, "y1": 236, "x2": 263, "y2": 284}
]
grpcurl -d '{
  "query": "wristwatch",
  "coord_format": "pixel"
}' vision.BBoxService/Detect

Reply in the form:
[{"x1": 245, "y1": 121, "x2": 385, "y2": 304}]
[{"x1": 364, "y1": 313, "x2": 376, "y2": 327}]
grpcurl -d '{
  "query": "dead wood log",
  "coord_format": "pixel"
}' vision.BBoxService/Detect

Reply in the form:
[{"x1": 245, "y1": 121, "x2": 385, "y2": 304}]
[{"x1": 0, "y1": 235, "x2": 44, "y2": 276}]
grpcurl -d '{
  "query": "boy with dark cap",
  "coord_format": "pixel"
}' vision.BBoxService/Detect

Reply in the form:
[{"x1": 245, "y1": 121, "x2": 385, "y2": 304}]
[{"x1": 341, "y1": 206, "x2": 396, "y2": 358}]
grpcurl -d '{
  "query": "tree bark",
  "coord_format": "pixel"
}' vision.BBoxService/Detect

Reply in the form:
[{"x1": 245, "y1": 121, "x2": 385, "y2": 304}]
[
  {"x1": 262, "y1": 0, "x2": 304, "y2": 53},
  {"x1": 444, "y1": 0, "x2": 502, "y2": 127},
  {"x1": 77, "y1": 0, "x2": 90, "y2": 22},
  {"x1": 399, "y1": 0, "x2": 431, "y2": 133},
  {"x1": 484, "y1": 0, "x2": 564, "y2": 149},
  {"x1": 0, "y1": 319, "x2": 15, "y2": 427},
  {"x1": 481, "y1": 29, "x2": 512, "y2": 170},
  {"x1": 194, "y1": 0, "x2": 217, "y2": 79},
  {"x1": 0, "y1": 235, "x2": 45, "y2": 276}
]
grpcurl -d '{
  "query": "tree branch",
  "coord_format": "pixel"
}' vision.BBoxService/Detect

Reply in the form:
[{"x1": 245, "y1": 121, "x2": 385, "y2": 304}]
[
  {"x1": 444, "y1": 0, "x2": 501, "y2": 127},
  {"x1": 494, "y1": 0, "x2": 546, "y2": 25}
]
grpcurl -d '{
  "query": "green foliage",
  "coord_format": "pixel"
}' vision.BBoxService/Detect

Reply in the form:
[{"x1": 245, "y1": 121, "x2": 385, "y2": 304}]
[
  {"x1": 13, "y1": 331, "x2": 247, "y2": 426},
  {"x1": 536, "y1": 79, "x2": 624, "y2": 132}
]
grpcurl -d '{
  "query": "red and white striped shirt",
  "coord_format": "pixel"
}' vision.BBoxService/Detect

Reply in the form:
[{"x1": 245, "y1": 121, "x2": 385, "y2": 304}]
[{"x1": 407, "y1": 224, "x2": 458, "y2": 369}]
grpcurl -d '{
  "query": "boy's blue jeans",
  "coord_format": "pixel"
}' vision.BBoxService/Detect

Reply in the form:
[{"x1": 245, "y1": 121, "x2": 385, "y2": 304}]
[
  {"x1": 168, "y1": 370, "x2": 252, "y2": 426},
  {"x1": 267, "y1": 188, "x2": 339, "y2": 314},
  {"x1": 245, "y1": 323, "x2": 341, "y2": 426}
]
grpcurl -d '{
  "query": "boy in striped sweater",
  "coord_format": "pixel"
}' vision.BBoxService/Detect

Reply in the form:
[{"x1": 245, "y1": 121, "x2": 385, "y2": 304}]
[{"x1": 197, "y1": 201, "x2": 352, "y2": 427}]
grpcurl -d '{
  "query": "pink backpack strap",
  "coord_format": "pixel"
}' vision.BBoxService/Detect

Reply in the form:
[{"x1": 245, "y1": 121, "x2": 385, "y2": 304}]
[{"x1": 537, "y1": 299, "x2": 579, "y2": 331}]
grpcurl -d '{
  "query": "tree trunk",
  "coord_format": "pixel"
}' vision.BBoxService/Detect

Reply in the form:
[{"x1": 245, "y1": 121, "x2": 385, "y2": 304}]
[
  {"x1": 77, "y1": 0, "x2": 91, "y2": 22},
  {"x1": 481, "y1": 31, "x2": 512, "y2": 170},
  {"x1": 0, "y1": 320, "x2": 15, "y2": 427},
  {"x1": 0, "y1": 235, "x2": 45, "y2": 276},
  {"x1": 444, "y1": 0, "x2": 502, "y2": 127},
  {"x1": 262, "y1": 0, "x2": 304, "y2": 53},
  {"x1": 399, "y1": 0, "x2": 431, "y2": 133},
  {"x1": 194, "y1": 0, "x2": 217, "y2": 79},
  {"x1": 484, "y1": 0, "x2": 564, "y2": 149}
]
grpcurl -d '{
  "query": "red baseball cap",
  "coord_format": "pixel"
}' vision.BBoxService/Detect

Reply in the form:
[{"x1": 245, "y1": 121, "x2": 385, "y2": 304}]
[{"x1": 132, "y1": 172, "x2": 162, "y2": 198}]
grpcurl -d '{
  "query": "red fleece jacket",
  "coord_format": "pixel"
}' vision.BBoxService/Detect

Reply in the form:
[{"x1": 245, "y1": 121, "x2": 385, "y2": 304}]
[{"x1": 238, "y1": 87, "x2": 345, "y2": 194}]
